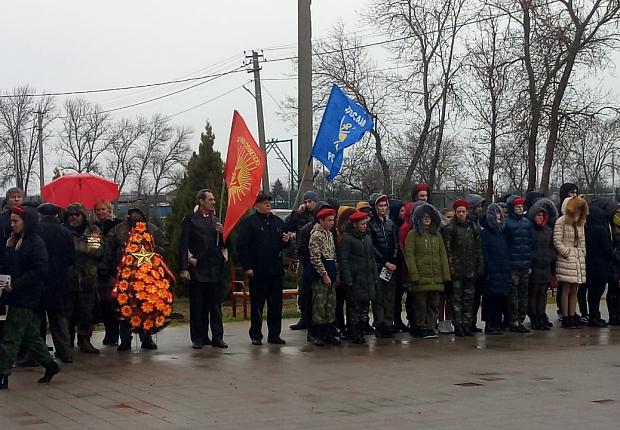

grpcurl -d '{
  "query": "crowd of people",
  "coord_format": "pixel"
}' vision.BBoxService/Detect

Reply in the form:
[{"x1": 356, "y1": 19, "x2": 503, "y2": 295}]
[{"x1": 0, "y1": 182, "x2": 618, "y2": 389}]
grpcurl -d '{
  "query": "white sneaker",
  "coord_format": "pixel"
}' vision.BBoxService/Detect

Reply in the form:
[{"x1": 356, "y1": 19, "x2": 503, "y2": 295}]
[{"x1": 438, "y1": 320, "x2": 454, "y2": 334}]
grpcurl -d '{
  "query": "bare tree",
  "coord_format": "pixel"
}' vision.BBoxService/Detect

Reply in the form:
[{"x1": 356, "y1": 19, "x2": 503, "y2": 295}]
[
  {"x1": 134, "y1": 114, "x2": 173, "y2": 196},
  {"x1": 0, "y1": 86, "x2": 55, "y2": 193},
  {"x1": 106, "y1": 117, "x2": 147, "y2": 192},
  {"x1": 150, "y1": 126, "x2": 192, "y2": 196},
  {"x1": 58, "y1": 98, "x2": 111, "y2": 173}
]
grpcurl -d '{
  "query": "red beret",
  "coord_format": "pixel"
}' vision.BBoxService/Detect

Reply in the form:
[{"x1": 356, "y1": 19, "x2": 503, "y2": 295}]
[
  {"x1": 415, "y1": 184, "x2": 429, "y2": 194},
  {"x1": 10, "y1": 205, "x2": 25, "y2": 217},
  {"x1": 316, "y1": 208, "x2": 336, "y2": 220},
  {"x1": 452, "y1": 199, "x2": 470, "y2": 210},
  {"x1": 349, "y1": 211, "x2": 369, "y2": 223},
  {"x1": 513, "y1": 197, "x2": 525, "y2": 206}
]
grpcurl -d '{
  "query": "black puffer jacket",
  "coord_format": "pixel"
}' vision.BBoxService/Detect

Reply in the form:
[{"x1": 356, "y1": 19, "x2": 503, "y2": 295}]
[
  {"x1": 441, "y1": 217, "x2": 484, "y2": 279},
  {"x1": 480, "y1": 204, "x2": 511, "y2": 296},
  {"x1": 368, "y1": 211, "x2": 398, "y2": 268},
  {"x1": 38, "y1": 216, "x2": 76, "y2": 311},
  {"x1": 585, "y1": 200, "x2": 615, "y2": 281},
  {"x1": 527, "y1": 198, "x2": 557, "y2": 284},
  {"x1": 237, "y1": 211, "x2": 287, "y2": 278},
  {"x1": 503, "y1": 195, "x2": 533, "y2": 269},
  {"x1": 339, "y1": 226, "x2": 377, "y2": 302},
  {"x1": 0, "y1": 207, "x2": 49, "y2": 310}
]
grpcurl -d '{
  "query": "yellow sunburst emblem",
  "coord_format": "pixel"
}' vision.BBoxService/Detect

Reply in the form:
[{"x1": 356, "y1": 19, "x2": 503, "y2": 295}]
[{"x1": 229, "y1": 136, "x2": 261, "y2": 204}]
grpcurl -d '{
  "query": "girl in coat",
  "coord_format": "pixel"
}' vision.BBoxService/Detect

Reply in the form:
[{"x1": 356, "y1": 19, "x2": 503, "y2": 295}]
[
  {"x1": 553, "y1": 196, "x2": 588, "y2": 328},
  {"x1": 0, "y1": 206, "x2": 60, "y2": 389},
  {"x1": 404, "y1": 203, "x2": 450, "y2": 339},
  {"x1": 527, "y1": 198, "x2": 557, "y2": 330},
  {"x1": 480, "y1": 203, "x2": 511, "y2": 335}
]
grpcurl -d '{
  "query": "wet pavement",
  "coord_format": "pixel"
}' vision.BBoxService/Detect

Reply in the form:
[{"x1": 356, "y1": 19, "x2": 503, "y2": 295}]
[{"x1": 1, "y1": 306, "x2": 620, "y2": 429}]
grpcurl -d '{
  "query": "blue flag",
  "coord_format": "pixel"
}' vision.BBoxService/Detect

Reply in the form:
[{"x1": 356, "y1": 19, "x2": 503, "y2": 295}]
[{"x1": 311, "y1": 84, "x2": 374, "y2": 181}]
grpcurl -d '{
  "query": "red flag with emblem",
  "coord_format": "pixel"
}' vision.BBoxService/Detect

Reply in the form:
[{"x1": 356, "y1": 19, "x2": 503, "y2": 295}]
[{"x1": 222, "y1": 110, "x2": 266, "y2": 241}]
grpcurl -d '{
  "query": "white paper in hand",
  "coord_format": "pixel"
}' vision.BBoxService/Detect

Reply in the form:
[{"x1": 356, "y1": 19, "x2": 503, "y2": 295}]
[{"x1": 379, "y1": 267, "x2": 392, "y2": 282}]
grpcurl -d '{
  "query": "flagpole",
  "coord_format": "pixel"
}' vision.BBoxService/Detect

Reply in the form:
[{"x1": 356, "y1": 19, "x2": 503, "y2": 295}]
[
  {"x1": 217, "y1": 177, "x2": 226, "y2": 246},
  {"x1": 292, "y1": 155, "x2": 313, "y2": 208}
]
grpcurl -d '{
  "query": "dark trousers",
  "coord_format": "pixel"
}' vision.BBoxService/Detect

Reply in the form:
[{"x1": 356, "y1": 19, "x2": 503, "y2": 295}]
[
  {"x1": 607, "y1": 278, "x2": 620, "y2": 320},
  {"x1": 510, "y1": 269, "x2": 529, "y2": 326},
  {"x1": 249, "y1": 275, "x2": 283, "y2": 341},
  {"x1": 413, "y1": 291, "x2": 440, "y2": 331},
  {"x1": 0, "y1": 307, "x2": 54, "y2": 377},
  {"x1": 100, "y1": 295, "x2": 119, "y2": 342},
  {"x1": 452, "y1": 278, "x2": 475, "y2": 327},
  {"x1": 65, "y1": 289, "x2": 96, "y2": 336},
  {"x1": 189, "y1": 281, "x2": 224, "y2": 343},
  {"x1": 587, "y1": 278, "x2": 608, "y2": 319},
  {"x1": 578, "y1": 283, "x2": 589, "y2": 316},
  {"x1": 483, "y1": 293, "x2": 506, "y2": 329},
  {"x1": 300, "y1": 278, "x2": 313, "y2": 326},
  {"x1": 372, "y1": 276, "x2": 395, "y2": 329},
  {"x1": 32, "y1": 310, "x2": 72, "y2": 361},
  {"x1": 119, "y1": 321, "x2": 153, "y2": 344},
  {"x1": 529, "y1": 282, "x2": 549, "y2": 317}
]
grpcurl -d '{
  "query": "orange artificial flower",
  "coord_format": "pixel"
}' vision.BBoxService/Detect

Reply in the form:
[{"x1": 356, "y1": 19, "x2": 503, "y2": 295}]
[
  {"x1": 134, "y1": 281, "x2": 145, "y2": 291},
  {"x1": 146, "y1": 284, "x2": 157, "y2": 294},
  {"x1": 162, "y1": 306, "x2": 172, "y2": 317},
  {"x1": 135, "y1": 222, "x2": 147, "y2": 233},
  {"x1": 117, "y1": 280, "x2": 129, "y2": 292},
  {"x1": 151, "y1": 270, "x2": 161, "y2": 280},
  {"x1": 121, "y1": 305, "x2": 132, "y2": 318},
  {"x1": 121, "y1": 267, "x2": 133, "y2": 279},
  {"x1": 158, "y1": 267, "x2": 165, "y2": 277},
  {"x1": 117, "y1": 293, "x2": 129, "y2": 305},
  {"x1": 130, "y1": 233, "x2": 143, "y2": 243},
  {"x1": 141, "y1": 302, "x2": 154, "y2": 313},
  {"x1": 143, "y1": 319, "x2": 154, "y2": 331},
  {"x1": 152, "y1": 256, "x2": 161, "y2": 267},
  {"x1": 123, "y1": 255, "x2": 134, "y2": 265},
  {"x1": 127, "y1": 243, "x2": 140, "y2": 253},
  {"x1": 130, "y1": 315, "x2": 141, "y2": 327},
  {"x1": 136, "y1": 291, "x2": 148, "y2": 301},
  {"x1": 155, "y1": 300, "x2": 167, "y2": 311},
  {"x1": 155, "y1": 316, "x2": 166, "y2": 327},
  {"x1": 143, "y1": 233, "x2": 152, "y2": 242}
]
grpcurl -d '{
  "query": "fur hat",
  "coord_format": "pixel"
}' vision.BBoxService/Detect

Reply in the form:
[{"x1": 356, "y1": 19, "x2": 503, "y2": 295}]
[{"x1": 562, "y1": 195, "x2": 589, "y2": 226}]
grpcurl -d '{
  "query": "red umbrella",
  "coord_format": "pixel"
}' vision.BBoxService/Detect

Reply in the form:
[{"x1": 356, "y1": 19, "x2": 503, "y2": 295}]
[{"x1": 41, "y1": 173, "x2": 120, "y2": 210}]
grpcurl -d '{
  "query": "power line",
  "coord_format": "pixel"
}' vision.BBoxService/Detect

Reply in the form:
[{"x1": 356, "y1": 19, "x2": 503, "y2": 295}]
[
  {"x1": 167, "y1": 83, "x2": 249, "y2": 119},
  {"x1": 0, "y1": 66, "x2": 245, "y2": 99}
]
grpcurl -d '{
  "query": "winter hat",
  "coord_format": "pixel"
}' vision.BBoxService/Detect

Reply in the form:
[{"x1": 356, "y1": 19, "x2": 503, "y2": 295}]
[
  {"x1": 411, "y1": 183, "x2": 430, "y2": 201},
  {"x1": 512, "y1": 197, "x2": 525, "y2": 206},
  {"x1": 349, "y1": 211, "x2": 369, "y2": 223},
  {"x1": 316, "y1": 208, "x2": 336, "y2": 220},
  {"x1": 355, "y1": 201, "x2": 371, "y2": 212},
  {"x1": 302, "y1": 191, "x2": 319, "y2": 202},
  {"x1": 37, "y1": 203, "x2": 59, "y2": 217},
  {"x1": 254, "y1": 192, "x2": 272, "y2": 204},
  {"x1": 452, "y1": 199, "x2": 469, "y2": 210},
  {"x1": 374, "y1": 194, "x2": 389, "y2": 206}
]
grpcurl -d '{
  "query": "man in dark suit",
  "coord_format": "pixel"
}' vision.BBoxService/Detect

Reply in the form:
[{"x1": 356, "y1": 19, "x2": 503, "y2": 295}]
[
  {"x1": 179, "y1": 189, "x2": 228, "y2": 349},
  {"x1": 237, "y1": 192, "x2": 291, "y2": 345}
]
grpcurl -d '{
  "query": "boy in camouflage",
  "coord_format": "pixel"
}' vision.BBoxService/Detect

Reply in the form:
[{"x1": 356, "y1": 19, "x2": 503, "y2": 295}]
[{"x1": 308, "y1": 208, "x2": 338, "y2": 346}]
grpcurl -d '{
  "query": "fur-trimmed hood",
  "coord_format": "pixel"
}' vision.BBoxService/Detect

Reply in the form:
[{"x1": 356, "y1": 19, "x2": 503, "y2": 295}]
[
  {"x1": 527, "y1": 197, "x2": 558, "y2": 227},
  {"x1": 483, "y1": 203, "x2": 505, "y2": 232},
  {"x1": 411, "y1": 202, "x2": 442, "y2": 234},
  {"x1": 561, "y1": 196, "x2": 589, "y2": 226}
]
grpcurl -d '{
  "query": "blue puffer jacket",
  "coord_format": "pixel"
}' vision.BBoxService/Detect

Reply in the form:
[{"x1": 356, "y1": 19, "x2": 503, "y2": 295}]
[
  {"x1": 503, "y1": 195, "x2": 533, "y2": 269},
  {"x1": 480, "y1": 204, "x2": 511, "y2": 296}
]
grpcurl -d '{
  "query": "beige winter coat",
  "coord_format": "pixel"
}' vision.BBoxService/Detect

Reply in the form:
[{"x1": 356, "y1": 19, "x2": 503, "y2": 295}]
[{"x1": 553, "y1": 197, "x2": 589, "y2": 284}]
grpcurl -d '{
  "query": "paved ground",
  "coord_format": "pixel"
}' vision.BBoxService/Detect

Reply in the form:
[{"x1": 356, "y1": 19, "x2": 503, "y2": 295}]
[{"x1": 1, "y1": 307, "x2": 620, "y2": 430}]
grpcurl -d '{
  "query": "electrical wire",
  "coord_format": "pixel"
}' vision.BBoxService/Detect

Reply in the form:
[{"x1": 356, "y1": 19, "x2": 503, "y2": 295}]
[{"x1": 167, "y1": 83, "x2": 248, "y2": 119}]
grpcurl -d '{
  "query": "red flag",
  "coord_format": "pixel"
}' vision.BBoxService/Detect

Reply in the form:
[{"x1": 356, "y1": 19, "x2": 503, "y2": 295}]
[{"x1": 222, "y1": 111, "x2": 266, "y2": 241}]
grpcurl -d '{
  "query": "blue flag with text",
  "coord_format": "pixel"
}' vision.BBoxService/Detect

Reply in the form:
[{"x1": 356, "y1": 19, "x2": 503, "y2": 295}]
[{"x1": 311, "y1": 84, "x2": 374, "y2": 181}]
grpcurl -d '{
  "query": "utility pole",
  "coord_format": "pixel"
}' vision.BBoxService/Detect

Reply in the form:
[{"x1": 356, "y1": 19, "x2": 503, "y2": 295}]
[
  {"x1": 297, "y1": 0, "x2": 314, "y2": 200},
  {"x1": 36, "y1": 110, "x2": 45, "y2": 190},
  {"x1": 246, "y1": 50, "x2": 270, "y2": 193}
]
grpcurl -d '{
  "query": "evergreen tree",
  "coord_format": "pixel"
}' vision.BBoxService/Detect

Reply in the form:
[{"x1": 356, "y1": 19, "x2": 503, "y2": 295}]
[{"x1": 166, "y1": 122, "x2": 224, "y2": 274}]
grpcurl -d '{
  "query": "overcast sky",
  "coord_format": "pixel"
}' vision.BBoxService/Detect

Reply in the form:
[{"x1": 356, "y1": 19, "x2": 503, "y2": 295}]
[{"x1": 0, "y1": 0, "x2": 368, "y2": 187}]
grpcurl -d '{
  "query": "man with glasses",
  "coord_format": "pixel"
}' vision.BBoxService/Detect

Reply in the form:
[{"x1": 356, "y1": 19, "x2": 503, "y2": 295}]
[
  {"x1": 179, "y1": 189, "x2": 227, "y2": 349},
  {"x1": 62, "y1": 203, "x2": 105, "y2": 354}
]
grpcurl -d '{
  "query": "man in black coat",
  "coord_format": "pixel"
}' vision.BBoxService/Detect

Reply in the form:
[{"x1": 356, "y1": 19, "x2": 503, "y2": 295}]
[
  {"x1": 35, "y1": 204, "x2": 76, "y2": 363},
  {"x1": 237, "y1": 192, "x2": 291, "y2": 345},
  {"x1": 179, "y1": 189, "x2": 227, "y2": 349}
]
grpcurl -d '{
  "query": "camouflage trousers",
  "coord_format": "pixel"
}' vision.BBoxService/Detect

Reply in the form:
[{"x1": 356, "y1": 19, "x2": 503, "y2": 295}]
[
  {"x1": 510, "y1": 269, "x2": 530, "y2": 326},
  {"x1": 452, "y1": 278, "x2": 475, "y2": 327},
  {"x1": 312, "y1": 280, "x2": 336, "y2": 325}
]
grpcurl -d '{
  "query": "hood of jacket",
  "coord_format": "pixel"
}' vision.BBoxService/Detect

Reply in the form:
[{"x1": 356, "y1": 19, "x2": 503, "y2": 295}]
[
  {"x1": 389, "y1": 199, "x2": 404, "y2": 226},
  {"x1": 336, "y1": 206, "x2": 356, "y2": 234},
  {"x1": 588, "y1": 205, "x2": 610, "y2": 227},
  {"x1": 411, "y1": 202, "x2": 441, "y2": 234},
  {"x1": 590, "y1": 197, "x2": 618, "y2": 220},
  {"x1": 524, "y1": 191, "x2": 545, "y2": 212},
  {"x1": 562, "y1": 196, "x2": 589, "y2": 226},
  {"x1": 527, "y1": 197, "x2": 558, "y2": 228},
  {"x1": 483, "y1": 203, "x2": 505, "y2": 232}
]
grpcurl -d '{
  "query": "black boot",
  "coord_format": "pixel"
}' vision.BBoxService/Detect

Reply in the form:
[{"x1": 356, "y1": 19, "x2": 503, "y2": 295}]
[
  {"x1": 117, "y1": 338, "x2": 132, "y2": 351},
  {"x1": 530, "y1": 317, "x2": 542, "y2": 331},
  {"x1": 393, "y1": 319, "x2": 408, "y2": 333},
  {"x1": 351, "y1": 323, "x2": 366, "y2": 344},
  {"x1": 561, "y1": 315, "x2": 573, "y2": 329},
  {"x1": 38, "y1": 361, "x2": 61, "y2": 384},
  {"x1": 462, "y1": 326, "x2": 474, "y2": 337},
  {"x1": 141, "y1": 335, "x2": 158, "y2": 350},
  {"x1": 289, "y1": 319, "x2": 308, "y2": 330},
  {"x1": 313, "y1": 325, "x2": 325, "y2": 346},
  {"x1": 0, "y1": 375, "x2": 8, "y2": 389},
  {"x1": 454, "y1": 326, "x2": 464, "y2": 337},
  {"x1": 541, "y1": 314, "x2": 553, "y2": 329},
  {"x1": 78, "y1": 335, "x2": 100, "y2": 354}
]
